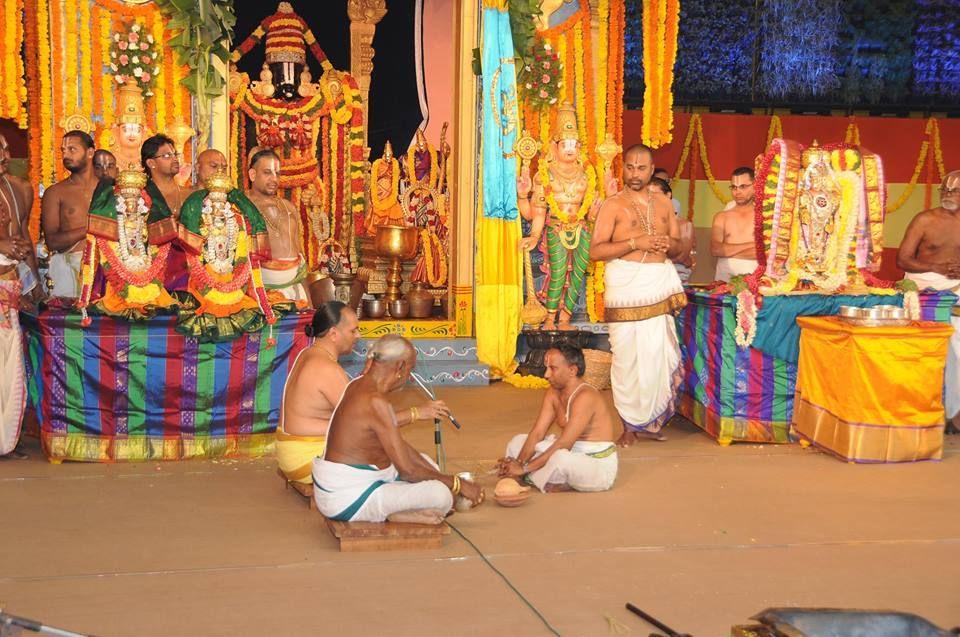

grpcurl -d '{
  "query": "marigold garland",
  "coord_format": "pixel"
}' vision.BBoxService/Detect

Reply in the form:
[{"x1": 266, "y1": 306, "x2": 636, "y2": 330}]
[
  {"x1": 369, "y1": 159, "x2": 399, "y2": 212},
  {"x1": 99, "y1": 238, "x2": 171, "y2": 289},
  {"x1": 0, "y1": 0, "x2": 27, "y2": 125},
  {"x1": 99, "y1": 9, "x2": 113, "y2": 134},
  {"x1": 37, "y1": 0, "x2": 53, "y2": 186},
  {"x1": 405, "y1": 142, "x2": 440, "y2": 191},
  {"x1": 502, "y1": 372, "x2": 551, "y2": 389},
  {"x1": 640, "y1": 0, "x2": 679, "y2": 148},
  {"x1": 420, "y1": 229, "x2": 448, "y2": 288},
  {"x1": 64, "y1": 0, "x2": 77, "y2": 116},
  {"x1": 765, "y1": 115, "x2": 783, "y2": 148}
]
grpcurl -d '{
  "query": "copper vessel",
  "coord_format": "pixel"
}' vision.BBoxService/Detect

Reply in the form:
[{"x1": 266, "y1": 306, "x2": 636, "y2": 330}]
[{"x1": 405, "y1": 281, "x2": 435, "y2": 319}]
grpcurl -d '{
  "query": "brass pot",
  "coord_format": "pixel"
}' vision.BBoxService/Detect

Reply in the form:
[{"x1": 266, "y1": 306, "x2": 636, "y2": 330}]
[
  {"x1": 388, "y1": 299, "x2": 410, "y2": 319},
  {"x1": 305, "y1": 271, "x2": 335, "y2": 309},
  {"x1": 363, "y1": 298, "x2": 386, "y2": 319},
  {"x1": 405, "y1": 281, "x2": 435, "y2": 319}
]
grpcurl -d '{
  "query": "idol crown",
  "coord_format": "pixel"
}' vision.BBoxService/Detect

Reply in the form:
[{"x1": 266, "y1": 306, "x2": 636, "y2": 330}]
[
  {"x1": 205, "y1": 171, "x2": 233, "y2": 193},
  {"x1": 116, "y1": 167, "x2": 148, "y2": 191}
]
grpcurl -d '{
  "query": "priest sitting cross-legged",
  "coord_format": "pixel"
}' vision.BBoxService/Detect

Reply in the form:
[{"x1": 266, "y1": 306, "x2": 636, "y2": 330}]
[
  {"x1": 278, "y1": 302, "x2": 451, "y2": 485},
  {"x1": 497, "y1": 345, "x2": 618, "y2": 493},
  {"x1": 313, "y1": 335, "x2": 484, "y2": 524}
]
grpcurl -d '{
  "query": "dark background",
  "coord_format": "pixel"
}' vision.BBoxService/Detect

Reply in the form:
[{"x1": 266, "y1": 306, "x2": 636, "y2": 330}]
[{"x1": 232, "y1": 1, "x2": 423, "y2": 155}]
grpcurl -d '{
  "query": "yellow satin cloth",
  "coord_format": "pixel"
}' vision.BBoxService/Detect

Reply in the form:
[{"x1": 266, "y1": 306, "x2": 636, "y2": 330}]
[
  {"x1": 275, "y1": 430, "x2": 326, "y2": 484},
  {"x1": 793, "y1": 316, "x2": 953, "y2": 463}
]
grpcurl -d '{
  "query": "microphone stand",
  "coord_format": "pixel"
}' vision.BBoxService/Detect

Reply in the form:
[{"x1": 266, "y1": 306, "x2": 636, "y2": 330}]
[{"x1": 410, "y1": 372, "x2": 460, "y2": 472}]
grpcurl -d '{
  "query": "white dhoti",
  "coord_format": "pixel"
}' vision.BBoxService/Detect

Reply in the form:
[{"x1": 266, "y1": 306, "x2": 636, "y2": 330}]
[
  {"x1": 605, "y1": 260, "x2": 686, "y2": 433},
  {"x1": 0, "y1": 277, "x2": 25, "y2": 455},
  {"x1": 505, "y1": 433, "x2": 618, "y2": 493},
  {"x1": 261, "y1": 256, "x2": 309, "y2": 305},
  {"x1": 714, "y1": 257, "x2": 758, "y2": 283},
  {"x1": 312, "y1": 453, "x2": 453, "y2": 522},
  {"x1": 905, "y1": 272, "x2": 960, "y2": 419},
  {"x1": 48, "y1": 249, "x2": 82, "y2": 298}
]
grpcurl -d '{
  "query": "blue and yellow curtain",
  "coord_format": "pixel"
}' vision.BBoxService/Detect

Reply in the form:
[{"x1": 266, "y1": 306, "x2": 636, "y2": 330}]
[{"x1": 476, "y1": 0, "x2": 522, "y2": 376}]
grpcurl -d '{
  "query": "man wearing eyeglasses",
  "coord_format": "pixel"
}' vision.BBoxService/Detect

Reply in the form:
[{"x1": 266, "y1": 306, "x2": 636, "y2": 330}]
[
  {"x1": 710, "y1": 166, "x2": 758, "y2": 282},
  {"x1": 898, "y1": 170, "x2": 960, "y2": 434},
  {"x1": 141, "y1": 135, "x2": 195, "y2": 219}
]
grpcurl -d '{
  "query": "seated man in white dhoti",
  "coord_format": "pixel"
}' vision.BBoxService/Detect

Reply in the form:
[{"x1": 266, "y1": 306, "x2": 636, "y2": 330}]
[
  {"x1": 497, "y1": 345, "x2": 618, "y2": 493},
  {"x1": 40, "y1": 131, "x2": 99, "y2": 298},
  {"x1": 590, "y1": 144, "x2": 689, "y2": 446},
  {"x1": 245, "y1": 148, "x2": 309, "y2": 307},
  {"x1": 313, "y1": 335, "x2": 484, "y2": 524},
  {"x1": 710, "y1": 166, "x2": 759, "y2": 282},
  {"x1": 897, "y1": 170, "x2": 960, "y2": 433}
]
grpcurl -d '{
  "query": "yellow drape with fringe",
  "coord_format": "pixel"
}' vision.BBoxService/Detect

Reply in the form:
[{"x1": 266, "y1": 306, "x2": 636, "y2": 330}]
[
  {"x1": 475, "y1": 199, "x2": 522, "y2": 378},
  {"x1": 793, "y1": 316, "x2": 953, "y2": 463}
]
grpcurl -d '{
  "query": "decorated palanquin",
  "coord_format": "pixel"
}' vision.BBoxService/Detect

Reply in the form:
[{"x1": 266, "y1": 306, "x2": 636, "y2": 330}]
[
  {"x1": 76, "y1": 168, "x2": 177, "y2": 322},
  {"x1": 176, "y1": 173, "x2": 277, "y2": 342},
  {"x1": 752, "y1": 139, "x2": 889, "y2": 296},
  {"x1": 229, "y1": 1, "x2": 365, "y2": 273}
]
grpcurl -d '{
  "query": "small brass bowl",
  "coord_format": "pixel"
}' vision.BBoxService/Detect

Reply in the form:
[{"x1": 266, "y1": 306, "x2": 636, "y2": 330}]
[{"x1": 363, "y1": 298, "x2": 386, "y2": 319}]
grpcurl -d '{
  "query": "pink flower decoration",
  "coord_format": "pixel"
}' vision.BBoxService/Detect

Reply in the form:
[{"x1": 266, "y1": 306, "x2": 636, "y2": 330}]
[
  {"x1": 119, "y1": 41, "x2": 128, "y2": 50},
  {"x1": 541, "y1": 74, "x2": 550, "y2": 83},
  {"x1": 539, "y1": 89, "x2": 548, "y2": 98},
  {"x1": 141, "y1": 55, "x2": 150, "y2": 64},
  {"x1": 119, "y1": 54, "x2": 129, "y2": 65},
  {"x1": 141, "y1": 73, "x2": 151, "y2": 83},
  {"x1": 543, "y1": 62, "x2": 550, "y2": 69},
  {"x1": 128, "y1": 32, "x2": 139, "y2": 43}
]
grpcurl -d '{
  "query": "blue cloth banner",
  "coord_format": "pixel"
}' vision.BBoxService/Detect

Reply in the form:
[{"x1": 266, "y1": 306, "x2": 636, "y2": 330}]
[{"x1": 481, "y1": 3, "x2": 519, "y2": 220}]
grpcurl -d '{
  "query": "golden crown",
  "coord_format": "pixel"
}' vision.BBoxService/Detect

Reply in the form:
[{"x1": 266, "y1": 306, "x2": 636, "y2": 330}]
[
  {"x1": 205, "y1": 170, "x2": 233, "y2": 193},
  {"x1": 116, "y1": 166, "x2": 148, "y2": 191},
  {"x1": 553, "y1": 102, "x2": 579, "y2": 142},
  {"x1": 801, "y1": 141, "x2": 831, "y2": 168}
]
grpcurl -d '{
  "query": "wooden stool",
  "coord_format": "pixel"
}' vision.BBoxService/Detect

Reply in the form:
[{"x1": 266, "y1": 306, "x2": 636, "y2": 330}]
[
  {"x1": 323, "y1": 517, "x2": 450, "y2": 552},
  {"x1": 278, "y1": 468, "x2": 314, "y2": 509}
]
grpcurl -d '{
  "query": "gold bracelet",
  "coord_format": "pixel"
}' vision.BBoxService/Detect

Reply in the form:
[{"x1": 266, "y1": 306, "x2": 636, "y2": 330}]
[
  {"x1": 410, "y1": 406, "x2": 419, "y2": 422},
  {"x1": 628, "y1": 237, "x2": 637, "y2": 251},
  {"x1": 451, "y1": 474, "x2": 461, "y2": 496}
]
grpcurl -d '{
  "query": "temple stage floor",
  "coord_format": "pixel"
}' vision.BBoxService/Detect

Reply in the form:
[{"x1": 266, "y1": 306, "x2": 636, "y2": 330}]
[{"x1": 2, "y1": 384, "x2": 959, "y2": 636}]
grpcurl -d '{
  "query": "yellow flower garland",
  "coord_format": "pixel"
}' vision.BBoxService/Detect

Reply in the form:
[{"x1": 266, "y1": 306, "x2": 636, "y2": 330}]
[
  {"x1": 538, "y1": 160, "x2": 596, "y2": 225},
  {"x1": 64, "y1": 0, "x2": 77, "y2": 118},
  {"x1": 37, "y1": 0, "x2": 53, "y2": 185},
  {"x1": 502, "y1": 372, "x2": 550, "y2": 389},
  {"x1": 596, "y1": 0, "x2": 609, "y2": 141},
  {"x1": 420, "y1": 229, "x2": 447, "y2": 288},
  {"x1": 79, "y1": 0, "x2": 92, "y2": 116},
  {"x1": 370, "y1": 156, "x2": 400, "y2": 211},
  {"x1": 640, "y1": 0, "x2": 679, "y2": 147},
  {"x1": 99, "y1": 10, "x2": 113, "y2": 132},
  {"x1": 765, "y1": 114, "x2": 783, "y2": 148},
  {"x1": 152, "y1": 16, "x2": 166, "y2": 129}
]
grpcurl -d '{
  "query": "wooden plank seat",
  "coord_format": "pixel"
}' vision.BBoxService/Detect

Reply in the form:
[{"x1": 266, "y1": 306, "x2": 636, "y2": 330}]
[
  {"x1": 277, "y1": 468, "x2": 314, "y2": 508},
  {"x1": 323, "y1": 517, "x2": 451, "y2": 552}
]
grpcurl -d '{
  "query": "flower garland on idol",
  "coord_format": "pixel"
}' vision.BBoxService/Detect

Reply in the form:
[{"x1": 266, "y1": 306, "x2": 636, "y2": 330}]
[{"x1": 110, "y1": 21, "x2": 161, "y2": 97}]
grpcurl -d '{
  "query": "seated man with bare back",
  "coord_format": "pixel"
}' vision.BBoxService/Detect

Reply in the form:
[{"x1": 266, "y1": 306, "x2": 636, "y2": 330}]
[
  {"x1": 497, "y1": 345, "x2": 618, "y2": 492},
  {"x1": 312, "y1": 334, "x2": 483, "y2": 524},
  {"x1": 278, "y1": 302, "x2": 449, "y2": 485}
]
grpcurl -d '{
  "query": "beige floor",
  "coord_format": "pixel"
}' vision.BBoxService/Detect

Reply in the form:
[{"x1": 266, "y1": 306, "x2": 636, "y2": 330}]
[{"x1": 2, "y1": 384, "x2": 959, "y2": 636}]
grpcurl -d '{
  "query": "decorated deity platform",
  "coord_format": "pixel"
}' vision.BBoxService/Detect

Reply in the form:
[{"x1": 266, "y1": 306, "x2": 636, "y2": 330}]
[
  {"x1": 22, "y1": 310, "x2": 489, "y2": 463},
  {"x1": 676, "y1": 288, "x2": 956, "y2": 446}
]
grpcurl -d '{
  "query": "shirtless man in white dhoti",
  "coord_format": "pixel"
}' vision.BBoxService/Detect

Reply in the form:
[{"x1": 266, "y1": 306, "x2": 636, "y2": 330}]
[
  {"x1": 246, "y1": 148, "x2": 309, "y2": 307},
  {"x1": 710, "y1": 166, "x2": 758, "y2": 282},
  {"x1": 313, "y1": 335, "x2": 483, "y2": 524},
  {"x1": 590, "y1": 144, "x2": 689, "y2": 446},
  {"x1": 0, "y1": 133, "x2": 37, "y2": 459},
  {"x1": 41, "y1": 131, "x2": 98, "y2": 299},
  {"x1": 497, "y1": 345, "x2": 618, "y2": 493},
  {"x1": 897, "y1": 170, "x2": 960, "y2": 433}
]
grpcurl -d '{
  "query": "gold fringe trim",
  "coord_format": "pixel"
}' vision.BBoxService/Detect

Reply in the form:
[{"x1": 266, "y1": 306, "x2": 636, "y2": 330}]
[{"x1": 604, "y1": 292, "x2": 687, "y2": 323}]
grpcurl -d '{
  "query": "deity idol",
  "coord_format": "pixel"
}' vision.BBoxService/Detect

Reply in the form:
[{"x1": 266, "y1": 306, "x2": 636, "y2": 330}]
[
  {"x1": 176, "y1": 172, "x2": 276, "y2": 341},
  {"x1": 518, "y1": 103, "x2": 615, "y2": 330},
  {"x1": 77, "y1": 166, "x2": 176, "y2": 321},
  {"x1": 403, "y1": 127, "x2": 451, "y2": 292},
  {"x1": 102, "y1": 80, "x2": 153, "y2": 173},
  {"x1": 364, "y1": 141, "x2": 404, "y2": 233}
]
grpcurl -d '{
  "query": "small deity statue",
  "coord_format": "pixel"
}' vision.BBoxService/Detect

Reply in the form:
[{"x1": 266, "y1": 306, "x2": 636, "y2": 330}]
[
  {"x1": 365, "y1": 141, "x2": 405, "y2": 233},
  {"x1": 402, "y1": 128, "x2": 450, "y2": 292},
  {"x1": 176, "y1": 171, "x2": 276, "y2": 341},
  {"x1": 77, "y1": 166, "x2": 177, "y2": 322},
  {"x1": 102, "y1": 80, "x2": 153, "y2": 172},
  {"x1": 517, "y1": 102, "x2": 614, "y2": 330},
  {"x1": 796, "y1": 143, "x2": 842, "y2": 273}
]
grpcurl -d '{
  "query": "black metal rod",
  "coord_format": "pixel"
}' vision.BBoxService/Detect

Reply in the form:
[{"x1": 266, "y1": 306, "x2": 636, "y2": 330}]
[{"x1": 625, "y1": 604, "x2": 679, "y2": 636}]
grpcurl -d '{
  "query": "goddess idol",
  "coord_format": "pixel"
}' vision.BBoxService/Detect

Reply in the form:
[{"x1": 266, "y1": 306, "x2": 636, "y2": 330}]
[{"x1": 76, "y1": 166, "x2": 177, "y2": 322}]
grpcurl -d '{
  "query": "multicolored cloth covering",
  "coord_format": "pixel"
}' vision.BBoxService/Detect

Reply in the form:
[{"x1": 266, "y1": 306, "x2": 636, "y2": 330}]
[
  {"x1": 676, "y1": 289, "x2": 955, "y2": 445},
  {"x1": 677, "y1": 289, "x2": 796, "y2": 445},
  {"x1": 21, "y1": 310, "x2": 311, "y2": 462},
  {"x1": 794, "y1": 316, "x2": 952, "y2": 463}
]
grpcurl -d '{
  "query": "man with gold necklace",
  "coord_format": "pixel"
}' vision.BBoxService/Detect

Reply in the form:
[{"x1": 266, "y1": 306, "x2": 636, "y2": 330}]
[
  {"x1": 590, "y1": 144, "x2": 688, "y2": 446},
  {"x1": 245, "y1": 148, "x2": 309, "y2": 307},
  {"x1": 141, "y1": 134, "x2": 194, "y2": 219},
  {"x1": 519, "y1": 103, "x2": 608, "y2": 330}
]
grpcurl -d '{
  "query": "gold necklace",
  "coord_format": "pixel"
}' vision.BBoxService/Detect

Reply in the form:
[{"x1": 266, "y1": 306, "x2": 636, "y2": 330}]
[
  {"x1": 262, "y1": 198, "x2": 291, "y2": 234},
  {"x1": 629, "y1": 193, "x2": 655, "y2": 235}
]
